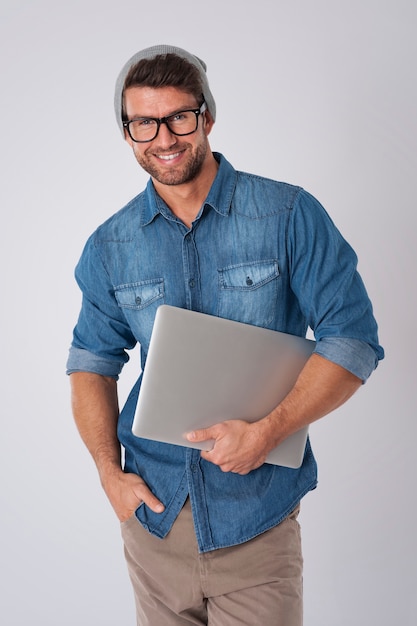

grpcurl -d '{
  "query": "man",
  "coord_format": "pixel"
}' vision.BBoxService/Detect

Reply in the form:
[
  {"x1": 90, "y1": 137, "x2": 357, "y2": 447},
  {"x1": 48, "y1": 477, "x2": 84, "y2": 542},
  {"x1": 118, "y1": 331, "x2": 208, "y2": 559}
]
[{"x1": 67, "y1": 44, "x2": 384, "y2": 625}]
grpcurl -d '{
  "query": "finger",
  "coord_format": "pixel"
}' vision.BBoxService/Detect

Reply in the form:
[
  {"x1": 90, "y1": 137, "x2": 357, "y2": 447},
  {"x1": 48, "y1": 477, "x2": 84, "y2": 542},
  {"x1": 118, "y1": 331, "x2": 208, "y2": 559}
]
[
  {"x1": 199, "y1": 449, "x2": 212, "y2": 462},
  {"x1": 146, "y1": 497, "x2": 165, "y2": 514},
  {"x1": 185, "y1": 427, "x2": 215, "y2": 443},
  {"x1": 132, "y1": 481, "x2": 165, "y2": 514}
]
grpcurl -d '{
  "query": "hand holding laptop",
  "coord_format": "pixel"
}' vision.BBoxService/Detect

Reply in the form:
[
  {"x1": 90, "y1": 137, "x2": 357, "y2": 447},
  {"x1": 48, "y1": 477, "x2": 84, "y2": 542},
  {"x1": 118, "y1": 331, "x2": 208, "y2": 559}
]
[{"x1": 186, "y1": 418, "x2": 277, "y2": 474}]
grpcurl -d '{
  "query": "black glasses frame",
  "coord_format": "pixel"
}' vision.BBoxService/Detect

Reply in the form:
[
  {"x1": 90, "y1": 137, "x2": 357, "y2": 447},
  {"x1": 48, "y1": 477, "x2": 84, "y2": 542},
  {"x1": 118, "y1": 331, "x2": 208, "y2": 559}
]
[{"x1": 123, "y1": 101, "x2": 207, "y2": 143}]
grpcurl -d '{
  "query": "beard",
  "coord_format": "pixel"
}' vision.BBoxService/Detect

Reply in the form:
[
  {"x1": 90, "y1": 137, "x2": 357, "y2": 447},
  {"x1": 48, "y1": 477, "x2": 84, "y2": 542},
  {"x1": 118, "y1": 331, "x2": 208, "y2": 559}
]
[{"x1": 133, "y1": 138, "x2": 209, "y2": 186}]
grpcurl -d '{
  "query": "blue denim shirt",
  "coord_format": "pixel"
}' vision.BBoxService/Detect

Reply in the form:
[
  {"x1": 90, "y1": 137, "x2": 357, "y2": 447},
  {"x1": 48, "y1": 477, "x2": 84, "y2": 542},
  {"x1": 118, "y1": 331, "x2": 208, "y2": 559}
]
[{"x1": 67, "y1": 153, "x2": 384, "y2": 552}]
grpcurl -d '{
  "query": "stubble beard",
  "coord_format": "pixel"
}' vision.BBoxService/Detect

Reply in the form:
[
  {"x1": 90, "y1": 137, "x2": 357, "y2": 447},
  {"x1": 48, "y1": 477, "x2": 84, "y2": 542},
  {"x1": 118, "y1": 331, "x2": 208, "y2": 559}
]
[{"x1": 134, "y1": 139, "x2": 208, "y2": 186}]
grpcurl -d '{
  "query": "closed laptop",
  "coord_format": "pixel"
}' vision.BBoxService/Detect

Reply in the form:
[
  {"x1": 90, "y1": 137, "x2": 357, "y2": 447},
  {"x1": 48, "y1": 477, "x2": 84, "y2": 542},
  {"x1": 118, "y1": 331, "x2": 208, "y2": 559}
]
[{"x1": 132, "y1": 305, "x2": 315, "y2": 468}]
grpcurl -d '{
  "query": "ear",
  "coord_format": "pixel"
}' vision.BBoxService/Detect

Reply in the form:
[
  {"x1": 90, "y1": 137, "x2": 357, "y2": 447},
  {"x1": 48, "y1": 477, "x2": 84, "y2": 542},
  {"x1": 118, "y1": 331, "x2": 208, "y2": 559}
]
[
  {"x1": 203, "y1": 109, "x2": 215, "y2": 136},
  {"x1": 123, "y1": 127, "x2": 134, "y2": 148}
]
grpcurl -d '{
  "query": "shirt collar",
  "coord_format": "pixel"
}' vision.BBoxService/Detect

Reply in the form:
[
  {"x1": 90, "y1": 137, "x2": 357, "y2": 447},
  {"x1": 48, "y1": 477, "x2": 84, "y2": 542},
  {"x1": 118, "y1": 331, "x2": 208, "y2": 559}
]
[{"x1": 138, "y1": 153, "x2": 237, "y2": 227}]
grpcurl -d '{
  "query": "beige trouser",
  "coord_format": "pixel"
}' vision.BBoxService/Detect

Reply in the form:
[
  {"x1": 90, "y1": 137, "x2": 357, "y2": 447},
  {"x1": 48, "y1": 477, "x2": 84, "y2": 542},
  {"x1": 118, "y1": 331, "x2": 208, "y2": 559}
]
[{"x1": 121, "y1": 498, "x2": 303, "y2": 626}]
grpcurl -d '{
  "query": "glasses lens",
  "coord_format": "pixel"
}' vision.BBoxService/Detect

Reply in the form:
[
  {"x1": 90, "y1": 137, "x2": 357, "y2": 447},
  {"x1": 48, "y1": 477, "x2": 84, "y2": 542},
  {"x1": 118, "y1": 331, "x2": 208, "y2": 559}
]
[
  {"x1": 128, "y1": 118, "x2": 159, "y2": 142},
  {"x1": 165, "y1": 111, "x2": 198, "y2": 136}
]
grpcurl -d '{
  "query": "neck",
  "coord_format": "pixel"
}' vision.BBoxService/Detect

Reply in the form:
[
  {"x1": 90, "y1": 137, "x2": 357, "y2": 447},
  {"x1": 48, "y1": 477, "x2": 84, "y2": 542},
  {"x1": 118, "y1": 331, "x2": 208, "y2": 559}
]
[{"x1": 153, "y1": 152, "x2": 219, "y2": 228}]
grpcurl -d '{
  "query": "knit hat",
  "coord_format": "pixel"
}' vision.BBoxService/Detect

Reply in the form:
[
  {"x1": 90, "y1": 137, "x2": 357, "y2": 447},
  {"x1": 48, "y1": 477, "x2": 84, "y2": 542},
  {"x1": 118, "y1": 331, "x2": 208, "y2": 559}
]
[{"x1": 114, "y1": 44, "x2": 216, "y2": 137}]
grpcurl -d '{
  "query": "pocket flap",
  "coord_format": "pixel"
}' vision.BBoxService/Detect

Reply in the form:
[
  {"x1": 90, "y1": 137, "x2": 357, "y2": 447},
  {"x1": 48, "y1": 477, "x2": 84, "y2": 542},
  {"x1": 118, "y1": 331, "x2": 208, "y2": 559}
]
[
  {"x1": 115, "y1": 279, "x2": 164, "y2": 309},
  {"x1": 219, "y1": 260, "x2": 279, "y2": 290}
]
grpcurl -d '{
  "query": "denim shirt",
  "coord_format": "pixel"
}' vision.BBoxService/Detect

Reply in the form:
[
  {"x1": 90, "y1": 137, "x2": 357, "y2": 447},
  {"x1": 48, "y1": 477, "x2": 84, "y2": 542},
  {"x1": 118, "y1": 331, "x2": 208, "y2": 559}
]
[{"x1": 67, "y1": 153, "x2": 384, "y2": 552}]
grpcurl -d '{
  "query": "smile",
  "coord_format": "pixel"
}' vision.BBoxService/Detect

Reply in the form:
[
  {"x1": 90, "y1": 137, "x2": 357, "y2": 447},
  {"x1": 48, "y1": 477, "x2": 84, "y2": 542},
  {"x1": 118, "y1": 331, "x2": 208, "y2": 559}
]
[{"x1": 156, "y1": 152, "x2": 182, "y2": 161}]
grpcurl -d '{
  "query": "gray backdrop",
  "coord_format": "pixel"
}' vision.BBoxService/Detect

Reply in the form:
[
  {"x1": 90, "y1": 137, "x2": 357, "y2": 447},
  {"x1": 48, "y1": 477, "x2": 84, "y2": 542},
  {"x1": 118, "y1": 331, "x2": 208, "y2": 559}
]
[{"x1": 1, "y1": 0, "x2": 415, "y2": 624}]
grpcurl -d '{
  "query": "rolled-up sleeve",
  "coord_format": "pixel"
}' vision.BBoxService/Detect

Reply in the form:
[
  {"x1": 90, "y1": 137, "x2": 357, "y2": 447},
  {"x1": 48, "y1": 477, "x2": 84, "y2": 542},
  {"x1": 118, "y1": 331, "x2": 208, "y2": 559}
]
[
  {"x1": 314, "y1": 337, "x2": 379, "y2": 382},
  {"x1": 66, "y1": 346, "x2": 125, "y2": 379}
]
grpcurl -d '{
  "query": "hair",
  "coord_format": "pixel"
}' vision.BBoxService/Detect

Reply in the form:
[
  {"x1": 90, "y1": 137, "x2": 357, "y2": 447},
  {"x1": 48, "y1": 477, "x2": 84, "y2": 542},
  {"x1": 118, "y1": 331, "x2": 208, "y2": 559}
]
[{"x1": 122, "y1": 54, "x2": 204, "y2": 121}]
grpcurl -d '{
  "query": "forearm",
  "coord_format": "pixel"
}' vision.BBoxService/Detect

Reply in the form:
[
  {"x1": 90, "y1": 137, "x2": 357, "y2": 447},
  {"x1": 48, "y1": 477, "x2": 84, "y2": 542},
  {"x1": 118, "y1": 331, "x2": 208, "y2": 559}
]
[
  {"x1": 70, "y1": 371, "x2": 165, "y2": 519},
  {"x1": 70, "y1": 371, "x2": 121, "y2": 482},
  {"x1": 261, "y1": 353, "x2": 362, "y2": 448}
]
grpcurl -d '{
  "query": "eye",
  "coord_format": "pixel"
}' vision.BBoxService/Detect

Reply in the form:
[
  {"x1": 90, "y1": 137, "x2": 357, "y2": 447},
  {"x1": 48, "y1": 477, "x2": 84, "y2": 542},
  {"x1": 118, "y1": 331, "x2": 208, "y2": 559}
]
[
  {"x1": 169, "y1": 112, "x2": 187, "y2": 123},
  {"x1": 132, "y1": 118, "x2": 156, "y2": 128}
]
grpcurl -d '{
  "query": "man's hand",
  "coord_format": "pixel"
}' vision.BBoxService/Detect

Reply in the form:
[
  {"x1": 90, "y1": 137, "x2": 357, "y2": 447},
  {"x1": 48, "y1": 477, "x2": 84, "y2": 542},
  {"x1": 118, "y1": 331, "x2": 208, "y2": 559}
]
[
  {"x1": 186, "y1": 419, "x2": 271, "y2": 475},
  {"x1": 101, "y1": 468, "x2": 165, "y2": 522}
]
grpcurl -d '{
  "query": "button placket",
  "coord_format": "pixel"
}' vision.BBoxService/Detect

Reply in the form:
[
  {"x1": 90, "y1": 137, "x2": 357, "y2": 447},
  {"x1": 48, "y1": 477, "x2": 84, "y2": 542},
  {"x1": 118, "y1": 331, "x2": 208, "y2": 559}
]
[{"x1": 183, "y1": 231, "x2": 201, "y2": 310}]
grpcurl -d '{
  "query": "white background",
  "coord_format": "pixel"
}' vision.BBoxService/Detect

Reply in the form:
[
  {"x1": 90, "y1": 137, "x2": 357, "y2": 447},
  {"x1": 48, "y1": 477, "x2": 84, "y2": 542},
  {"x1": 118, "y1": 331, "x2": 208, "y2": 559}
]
[{"x1": 1, "y1": 1, "x2": 415, "y2": 624}]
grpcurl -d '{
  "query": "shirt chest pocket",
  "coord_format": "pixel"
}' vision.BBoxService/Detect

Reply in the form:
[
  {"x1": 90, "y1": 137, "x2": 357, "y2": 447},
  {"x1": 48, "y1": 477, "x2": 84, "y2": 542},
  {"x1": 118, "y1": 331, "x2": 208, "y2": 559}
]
[
  {"x1": 217, "y1": 260, "x2": 279, "y2": 328},
  {"x1": 114, "y1": 279, "x2": 165, "y2": 346}
]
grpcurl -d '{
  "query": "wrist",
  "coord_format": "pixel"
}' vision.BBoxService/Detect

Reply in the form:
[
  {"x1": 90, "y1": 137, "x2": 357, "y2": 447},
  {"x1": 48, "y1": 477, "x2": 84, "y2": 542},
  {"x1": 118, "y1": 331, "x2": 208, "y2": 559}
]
[
  {"x1": 260, "y1": 405, "x2": 290, "y2": 449},
  {"x1": 96, "y1": 455, "x2": 123, "y2": 488}
]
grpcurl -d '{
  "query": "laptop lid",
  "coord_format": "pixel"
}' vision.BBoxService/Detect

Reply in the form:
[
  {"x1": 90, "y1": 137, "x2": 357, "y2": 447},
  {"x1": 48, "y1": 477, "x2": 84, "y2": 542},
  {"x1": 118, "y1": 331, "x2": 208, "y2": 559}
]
[{"x1": 132, "y1": 305, "x2": 315, "y2": 468}]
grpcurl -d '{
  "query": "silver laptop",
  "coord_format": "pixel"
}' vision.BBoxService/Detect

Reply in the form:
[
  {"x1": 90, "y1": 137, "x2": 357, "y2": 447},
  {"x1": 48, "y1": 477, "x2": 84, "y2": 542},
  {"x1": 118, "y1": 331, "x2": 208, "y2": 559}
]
[{"x1": 132, "y1": 305, "x2": 315, "y2": 468}]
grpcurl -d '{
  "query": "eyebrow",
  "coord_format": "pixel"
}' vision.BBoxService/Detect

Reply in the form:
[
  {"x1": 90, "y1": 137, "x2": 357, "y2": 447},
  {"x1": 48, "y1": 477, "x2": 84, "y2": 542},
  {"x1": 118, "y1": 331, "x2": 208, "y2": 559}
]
[{"x1": 127, "y1": 103, "x2": 199, "y2": 121}]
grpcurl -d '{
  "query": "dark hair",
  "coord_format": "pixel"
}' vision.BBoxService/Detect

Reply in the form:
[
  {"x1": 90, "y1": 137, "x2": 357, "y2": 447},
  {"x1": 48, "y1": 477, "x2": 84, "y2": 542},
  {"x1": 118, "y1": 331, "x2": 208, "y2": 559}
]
[{"x1": 122, "y1": 53, "x2": 203, "y2": 120}]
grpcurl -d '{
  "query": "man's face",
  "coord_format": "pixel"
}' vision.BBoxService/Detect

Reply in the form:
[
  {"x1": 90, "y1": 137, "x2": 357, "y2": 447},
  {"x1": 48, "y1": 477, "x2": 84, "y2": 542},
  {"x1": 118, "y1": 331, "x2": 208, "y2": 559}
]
[{"x1": 123, "y1": 86, "x2": 214, "y2": 187}]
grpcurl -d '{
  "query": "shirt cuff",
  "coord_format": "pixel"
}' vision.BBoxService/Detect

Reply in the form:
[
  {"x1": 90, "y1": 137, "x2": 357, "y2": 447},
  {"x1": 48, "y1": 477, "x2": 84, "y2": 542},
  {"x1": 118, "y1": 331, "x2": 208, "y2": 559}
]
[
  {"x1": 313, "y1": 337, "x2": 379, "y2": 382},
  {"x1": 66, "y1": 347, "x2": 124, "y2": 380}
]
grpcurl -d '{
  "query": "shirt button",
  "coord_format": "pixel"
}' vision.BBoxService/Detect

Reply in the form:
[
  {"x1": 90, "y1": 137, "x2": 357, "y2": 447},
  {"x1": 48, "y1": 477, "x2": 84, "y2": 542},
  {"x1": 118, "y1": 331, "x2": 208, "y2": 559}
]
[
  {"x1": 135, "y1": 296, "x2": 142, "y2": 305},
  {"x1": 246, "y1": 276, "x2": 253, "y2": 286},
  {"x1": 190, "y1": 464, "x2": 197, "y2": 473},
  {"x1": 189, "y1": 279, "x2": 196, "y2": 288}
]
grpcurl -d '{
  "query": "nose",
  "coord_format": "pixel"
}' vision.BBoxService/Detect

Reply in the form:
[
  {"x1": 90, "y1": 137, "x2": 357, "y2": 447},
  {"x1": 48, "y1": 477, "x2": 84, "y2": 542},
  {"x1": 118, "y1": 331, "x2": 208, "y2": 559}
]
[{"x1": 155, "y1": 121, "x2": 178, "y2": 149}]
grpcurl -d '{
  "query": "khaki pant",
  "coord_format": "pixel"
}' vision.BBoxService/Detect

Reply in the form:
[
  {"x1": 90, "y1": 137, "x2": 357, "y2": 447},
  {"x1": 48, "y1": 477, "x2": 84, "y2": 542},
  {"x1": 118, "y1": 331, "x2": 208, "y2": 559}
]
[{"x1": 121, "y1": 498, "x2": 303, "y2": 626}]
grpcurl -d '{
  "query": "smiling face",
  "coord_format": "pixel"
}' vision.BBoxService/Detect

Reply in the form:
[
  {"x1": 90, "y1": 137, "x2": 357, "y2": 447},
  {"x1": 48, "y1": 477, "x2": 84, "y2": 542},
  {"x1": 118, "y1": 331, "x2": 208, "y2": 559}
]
[{"x1": 123, "y1": 86, "x2": 214, "y2": 188}]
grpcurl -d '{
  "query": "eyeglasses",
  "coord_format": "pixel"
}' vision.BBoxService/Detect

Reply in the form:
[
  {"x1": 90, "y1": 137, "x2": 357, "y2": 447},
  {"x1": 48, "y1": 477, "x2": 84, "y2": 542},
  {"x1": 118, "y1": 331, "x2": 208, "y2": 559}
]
[{"x1": 123, "y1": 101, "x2": 207, "y2": 143}]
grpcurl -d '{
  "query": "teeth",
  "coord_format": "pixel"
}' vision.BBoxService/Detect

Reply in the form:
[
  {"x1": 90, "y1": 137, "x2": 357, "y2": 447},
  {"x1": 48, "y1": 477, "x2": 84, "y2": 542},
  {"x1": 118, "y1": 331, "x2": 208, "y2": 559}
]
[{"x1": 157, "y1": 153, "x2": 180, "y2": 161}]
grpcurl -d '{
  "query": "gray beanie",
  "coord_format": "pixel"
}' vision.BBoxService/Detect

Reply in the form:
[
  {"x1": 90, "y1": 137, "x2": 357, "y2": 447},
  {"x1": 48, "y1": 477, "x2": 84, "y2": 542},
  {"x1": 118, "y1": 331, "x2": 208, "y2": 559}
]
[{"x1": 114, "y1": 44, "x2": 216, "y2": 137}]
